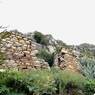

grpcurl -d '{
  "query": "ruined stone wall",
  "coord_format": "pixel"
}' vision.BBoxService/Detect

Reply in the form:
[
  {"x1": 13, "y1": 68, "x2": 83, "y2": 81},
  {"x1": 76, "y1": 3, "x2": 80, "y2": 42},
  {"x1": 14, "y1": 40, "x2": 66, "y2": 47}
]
[
  {"x1": 0, "y1": 32, "x2": 49, "y2": 70},
  {"x1": 54, "y1": 48, "x2": 80, "y2": 72}
]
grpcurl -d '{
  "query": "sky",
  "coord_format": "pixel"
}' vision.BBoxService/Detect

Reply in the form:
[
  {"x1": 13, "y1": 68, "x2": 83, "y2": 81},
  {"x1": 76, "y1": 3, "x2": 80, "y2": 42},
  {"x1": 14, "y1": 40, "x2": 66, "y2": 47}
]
[{"x1": 0, "y1": 0, "x2": 95, "y2": 45}]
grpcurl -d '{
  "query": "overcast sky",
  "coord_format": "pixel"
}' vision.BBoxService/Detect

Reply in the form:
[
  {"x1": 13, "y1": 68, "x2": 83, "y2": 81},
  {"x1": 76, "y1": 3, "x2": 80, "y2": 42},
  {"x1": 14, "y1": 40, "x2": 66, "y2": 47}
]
[{"x1": 0, "y1": 0, "x2": 95, "y2": 45}]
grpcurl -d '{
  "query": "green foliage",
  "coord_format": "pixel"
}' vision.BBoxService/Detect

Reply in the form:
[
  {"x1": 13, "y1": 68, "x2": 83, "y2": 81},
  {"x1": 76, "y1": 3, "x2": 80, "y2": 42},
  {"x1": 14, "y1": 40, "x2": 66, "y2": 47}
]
[
  {"x1": 0, "y1": 85, "x2": 9, "y2": 95},
  {"x1": 0, "y1": 69, "x2": 92, "y2": 95},
  {"x1": 56, "y1": 40, "x2": 69, "y2": 49},
  {"x1": 51, "y1": 68, "x2": 86, "y2": 95},
  {"x1": 36, "y1": 49, "x2": 54, "y2": 67},
  {"x1": 55, "y1": 46, "x2": 62, "y2": 54},
  {"x1": 0, "y1": 70, "x2": 56, "y2": 95},
  {"x1": 34, "y1": 31, "x2": 49, "y2": 45},
  {"x1": 80, "y1": 48, "x2": 94, "y2": 58},
  {"x1": 80, "y1": 57, "x2": 95, "y2": 79},
  {"x1": 84, "y1": 79, "x2": 95, "y2": 95},
  {"x1": 0, "y1": 51, "x2": 6, "y2": 64},
  {"x1": 77, "y1": 43, "x2": 95, "y2": 58}
]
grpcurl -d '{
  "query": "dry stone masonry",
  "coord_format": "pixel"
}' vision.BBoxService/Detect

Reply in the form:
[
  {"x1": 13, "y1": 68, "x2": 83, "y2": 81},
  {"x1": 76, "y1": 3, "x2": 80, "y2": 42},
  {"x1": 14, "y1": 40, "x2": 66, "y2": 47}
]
[
  {"x1": 0, "y1": 31, "x2": 50, "y2": 70},
  {"x1": 0, "y1": 31, "x2": 81, "y2": 72},
  {"x1": 54, "y1": 48, "x2": 80, "y2": 72}
]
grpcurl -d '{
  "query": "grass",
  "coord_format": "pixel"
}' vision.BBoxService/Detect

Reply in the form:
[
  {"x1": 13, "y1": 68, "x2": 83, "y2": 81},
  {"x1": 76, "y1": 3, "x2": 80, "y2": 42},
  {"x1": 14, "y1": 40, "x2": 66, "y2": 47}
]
[{"x1": 0, "y1": 68, "x2": 92, "y2": 95}]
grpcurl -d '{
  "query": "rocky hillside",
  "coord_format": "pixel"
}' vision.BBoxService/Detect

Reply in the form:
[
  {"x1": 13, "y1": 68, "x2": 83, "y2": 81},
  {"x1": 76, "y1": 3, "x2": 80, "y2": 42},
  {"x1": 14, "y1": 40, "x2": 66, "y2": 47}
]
[
  {"x1": 71, "y1": 43, "x2": 95, "y2": 58},
  {"x1": 25, "y1": 31, "x2": 81, "y2": 72},
  {"x1": 0, "y1": 30, "x2": 85, "y2": 72},
  {"x1": 25, "y1": 31, "x2": 69, "y2": 53},
  {"x1": 0, "y1": 31, "x2": 95, "y2": 95}
]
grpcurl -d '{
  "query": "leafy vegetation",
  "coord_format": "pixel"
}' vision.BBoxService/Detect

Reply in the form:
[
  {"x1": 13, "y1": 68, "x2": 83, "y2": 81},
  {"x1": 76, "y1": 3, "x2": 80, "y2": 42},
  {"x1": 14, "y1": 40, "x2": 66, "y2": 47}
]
[
  {"x1": 84, "y1": 79, "x2": 95, "y2": 95},
  {"x1": 0, "y1": 69, "x2": 95, "y2": 95},
  {"x1": 34, "y1": 31, "x2": 49, "y2": 45},
  {"x1": 0, "y1": 31, "x2": 95, "y2": 95},
  {"x1": 36, "y1": 49, "x2": 54, "y2": 67},
  {"x1": 56, "y1": 40, "x2": 69, "y2": 49},
  {"x1": 80, "y1": 57, "x2": 95, "y2": 79},
  {"x1": 75, "y1": 43, "x2": 95, "y2": 58}
]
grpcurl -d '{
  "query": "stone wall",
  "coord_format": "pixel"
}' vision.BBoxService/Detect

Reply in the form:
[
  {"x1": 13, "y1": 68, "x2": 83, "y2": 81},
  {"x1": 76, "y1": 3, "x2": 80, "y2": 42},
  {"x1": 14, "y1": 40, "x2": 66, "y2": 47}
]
[
  {"x1": 0, "y1": 32, "x2": 50, "y2": 70},
  {"x1": 54, "y1": 48, "x2": 80, "y2": 72}
]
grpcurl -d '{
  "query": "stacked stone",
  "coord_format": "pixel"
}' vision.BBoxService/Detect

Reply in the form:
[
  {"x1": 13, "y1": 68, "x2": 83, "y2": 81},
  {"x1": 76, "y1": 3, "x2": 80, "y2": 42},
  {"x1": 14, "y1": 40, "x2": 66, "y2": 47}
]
[
  {"x1": 0, "y1": 32, "x2": 49, "y2": 70},
  {"x1": 54, "y1": 48, "x2": 80, "y2": 72}
]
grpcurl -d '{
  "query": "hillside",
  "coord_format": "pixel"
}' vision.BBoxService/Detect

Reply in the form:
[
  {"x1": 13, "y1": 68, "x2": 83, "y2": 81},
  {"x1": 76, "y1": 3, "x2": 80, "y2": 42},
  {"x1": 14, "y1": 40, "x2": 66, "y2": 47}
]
[
  {"x1": 0, "y1": 31, "x2": 81, "y2": 72},
  {"x1": 71, "y1": 43, "x2": 95, "y2": 58},
  {"x1": 0, "y1": 30, "x2": 95, "y2": 95},
  {"x1": 1, "y1": 30, "x2": 95, "y2": 73}
]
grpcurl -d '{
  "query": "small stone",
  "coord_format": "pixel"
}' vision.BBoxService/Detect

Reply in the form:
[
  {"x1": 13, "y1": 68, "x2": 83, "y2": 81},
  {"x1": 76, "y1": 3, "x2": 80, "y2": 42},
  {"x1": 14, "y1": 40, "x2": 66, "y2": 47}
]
[
  {"x1": 6, "y1": 44, "x2": 12, "y2": 48},
  {"x1": 26, "y1": 41, "x2": 30, "y2": 44},
  {"x1": 23, "y1": 38, "x2": 27, "y2": 41},
  {"x1": 26, "y1": 63, "x2": 30, "y2": 65},
  {"x1": 1, "y1": 47, "x2": 6, "y2": 52},
  {"x1": 23, "y1": 51, "x2": 30, "y2": 54},
  {"x1": 5, "y1": 38, "x2": 10, "y2": 41},
  {"x1": 11, "y1": 46, "x2": 16, "y2": 50},
  {"x1": 2, "y1": 39, "x2": 6, "y2": 42},
  {"x1": 32, "y1": 50, "x2": 38, "y2": 54},
  {"x1": 32, "y1": 57, "x2": 38, "y2": 61},
  {"x1": 19, "y1": 40, "x2": 25, "y2": 44}
]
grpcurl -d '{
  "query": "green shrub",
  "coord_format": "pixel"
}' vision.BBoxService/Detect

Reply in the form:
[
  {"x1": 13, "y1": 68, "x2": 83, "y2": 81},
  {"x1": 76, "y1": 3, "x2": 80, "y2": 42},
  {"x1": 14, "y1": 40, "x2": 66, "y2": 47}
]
[
  {"x1": 8, "y1": 93, "x2": 25, "y2": 95},
  {"x1": 51, "y1": 68, "x2": 86, "y2": 95},
  {"x1": 84, "y1": 79, "x2": 95, "y2": 95},
  {"x1": 0, "y1": 70, "x2": 56, "y2": 95},
  {"x1": 25, "y1": 70, "x2": 56, "y2": 95},
  {"x1": 0, "y1": 85, "x2": 9, "y2": 95},
  {"x1": 0, "y1": 69, "x2": 95, "y2": 95},
  {"x1": 36, "y1": 49, "x2": 54, "y2": 66},
  {"x1": 55, "y1": 46, "x2": 62, "y2": 54},
  {"x1": 80, "y1": 57, "x2": 95, "y2": 79},
  {"x1": 34, "y1": 31, "x2": 49, "y2": 45}
]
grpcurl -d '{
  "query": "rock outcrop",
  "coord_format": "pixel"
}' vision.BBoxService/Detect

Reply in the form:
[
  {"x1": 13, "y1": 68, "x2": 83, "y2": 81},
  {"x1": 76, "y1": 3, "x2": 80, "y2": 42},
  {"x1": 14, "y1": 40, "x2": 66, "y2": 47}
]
[
  {"x1": 26, "y1": 32, "x2": 68, "y2": 53},
  {"x1": 0, "y1": 31, "x2": 50, "y2": 70}
]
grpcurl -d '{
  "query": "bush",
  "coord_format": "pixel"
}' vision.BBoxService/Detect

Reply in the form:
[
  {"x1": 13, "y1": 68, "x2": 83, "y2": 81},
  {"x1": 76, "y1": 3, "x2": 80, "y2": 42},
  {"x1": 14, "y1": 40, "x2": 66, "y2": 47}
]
[
  {"x1": 84, "y1": 79, "x2": 95, "y2": 95},
  {"x1": 34, "y1": 31, "x2": 49, "y2": 45},
  {"x1": 52, "y1": 68, "x2": 86, "y2": 95},
  {"x1": 80, "y1": 57, "x2": 95, "y2": 79},
  {"x1": 0, "y1": 85, "x2": 9, "y2": 95},
  {"x1": 0, "y1": 69, "x2": 95, "y2": 95},
  {"x1": 0, "y1": 70, "x2": 56, "y2": 95},
  {"x1": 36, "y1": 49, "x2": 54, "y2": 67}
]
